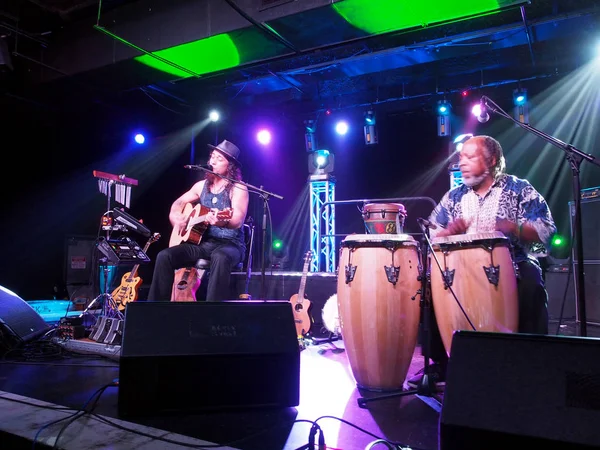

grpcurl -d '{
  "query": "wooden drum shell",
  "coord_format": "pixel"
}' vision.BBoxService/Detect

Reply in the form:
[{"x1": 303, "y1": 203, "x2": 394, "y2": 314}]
[
  {"x1": 337, "y1": 234, "x2": 421, "y2": 391},
  {"x1": 362, "y1": 203, "x2": 407, "y2": 234},
  {"x1": 430, "y1": 232, "x2": 519, "y2": 355}
]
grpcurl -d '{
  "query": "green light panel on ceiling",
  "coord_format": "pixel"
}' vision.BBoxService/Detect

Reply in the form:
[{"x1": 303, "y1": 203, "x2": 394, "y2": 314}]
[
  {"x1": 135, "y1": 34, "x2": 240, "y2": 78},
  {"x1": 333, "y1": 0, "x2": 523, "y2": 35}
]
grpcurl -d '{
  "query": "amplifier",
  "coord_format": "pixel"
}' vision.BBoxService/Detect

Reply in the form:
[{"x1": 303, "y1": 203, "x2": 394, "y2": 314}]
[
  {"x1": 96, "y1": 237, "x2": 151, "y2": 265},
  {"x1": 569, "y1": 190, "x2": 600, "y2": 261}
]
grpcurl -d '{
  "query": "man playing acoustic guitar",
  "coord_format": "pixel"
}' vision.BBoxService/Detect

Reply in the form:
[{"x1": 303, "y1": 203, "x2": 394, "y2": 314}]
[{"x1": 147, "y1": 139, "x2": 249, "y2": 302}]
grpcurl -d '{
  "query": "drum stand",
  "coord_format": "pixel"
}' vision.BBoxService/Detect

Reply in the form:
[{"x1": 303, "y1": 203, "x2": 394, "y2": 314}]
[
  {"x1": 79, "y1": 256, "x2": 123, "y2": 322},
  {"x1": 357, "y1": 224, "x2": 443, "y2": 412}
]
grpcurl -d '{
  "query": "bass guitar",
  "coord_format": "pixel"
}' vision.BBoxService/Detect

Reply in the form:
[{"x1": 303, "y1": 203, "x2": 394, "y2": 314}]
[
  {"x1": 112, "y1": 232, "x2": 161, "y2": 311},
  {"x1": 289, "y1": 251, "x2": 313, "y2": 338},
  {"x1": 169, "y1": 203, "x2": 233, "y2": 247}
]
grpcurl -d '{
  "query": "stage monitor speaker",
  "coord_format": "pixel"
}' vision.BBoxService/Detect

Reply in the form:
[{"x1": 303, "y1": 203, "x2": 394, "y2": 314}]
[
  {"x1": 118, "y1": 301, "x2": 300, "y2": 416},
  {"x1": 440, "y1": 331, "x2": 600, "y2": 450},
  {"x1": 0, "y1": 286, "x2": 50, "y2": 350}
]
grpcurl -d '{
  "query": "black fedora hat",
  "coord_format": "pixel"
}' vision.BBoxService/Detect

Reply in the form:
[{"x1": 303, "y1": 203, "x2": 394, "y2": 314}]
[{"x1": 207, "y1": 140, "x2": 241, "y2": 166}]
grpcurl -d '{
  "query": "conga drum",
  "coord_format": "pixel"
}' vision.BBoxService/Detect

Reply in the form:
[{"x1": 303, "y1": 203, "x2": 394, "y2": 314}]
[
  {"x1": 430, "y1": 232, "x2": 519, "y2": 355},
  {"x1": 362, "y1": 203, "x2": 407, "y2": 234},
  {"x1": 337, "y1": 234, "x2": 421, "y2": 391}
]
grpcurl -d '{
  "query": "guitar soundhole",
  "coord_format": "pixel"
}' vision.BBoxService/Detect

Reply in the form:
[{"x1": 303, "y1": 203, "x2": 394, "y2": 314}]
[
  {"x1": 176, "y1": 281, "x2": 189, "y2": 290},
  {"x1": 295, "y1": 304, "x2": 303, "y2": 312}
]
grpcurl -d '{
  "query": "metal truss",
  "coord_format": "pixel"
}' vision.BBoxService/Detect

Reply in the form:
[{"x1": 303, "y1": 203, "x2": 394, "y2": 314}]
[{"x1": 309, "y1": 175, "x2": 336, "y2": 273}]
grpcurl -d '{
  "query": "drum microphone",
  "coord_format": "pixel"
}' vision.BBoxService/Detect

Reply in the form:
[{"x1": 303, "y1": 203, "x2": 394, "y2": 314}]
[
  {"x1": 184, "y1": 164, "x2": 213, "y2": 171},
  {"x1": 417, "y1": 217, "x2": 437, "y2": 229}
]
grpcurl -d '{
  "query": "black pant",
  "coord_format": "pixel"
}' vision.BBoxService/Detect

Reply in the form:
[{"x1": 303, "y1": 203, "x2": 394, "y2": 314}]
[
  {"x1": 427, "y1": 258, "x2": 549, "y2": 365},
  {"x1": 147, "y1": 238, "x2": 244, "y2": 302}
]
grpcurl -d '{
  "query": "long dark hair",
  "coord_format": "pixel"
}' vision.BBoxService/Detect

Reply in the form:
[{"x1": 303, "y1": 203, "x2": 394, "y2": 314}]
[{"x1": 205, "y1": 157, "x2": 242, "y2": 195}]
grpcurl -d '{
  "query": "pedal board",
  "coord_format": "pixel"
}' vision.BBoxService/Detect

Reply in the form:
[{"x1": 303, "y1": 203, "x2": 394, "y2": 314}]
[{"x1": 88, "y1": 316, "x2": 123, "y2": 345}]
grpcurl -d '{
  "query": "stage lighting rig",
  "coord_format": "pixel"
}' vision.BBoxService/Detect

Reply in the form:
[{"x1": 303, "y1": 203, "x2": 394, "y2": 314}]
[
  {"x1": 437, "y1": 100, "x2": 452, "y2": 137},
  {"x1": 513, "y1": 88, "x2": 528, "y2": 124},
  {"x1": 364, "y1": 110, "x2": 378, "y2": 145}
]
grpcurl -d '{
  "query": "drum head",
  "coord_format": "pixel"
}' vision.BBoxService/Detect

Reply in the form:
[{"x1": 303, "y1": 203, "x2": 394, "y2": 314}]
[
  {"x1": 363, "y1": 203, "x2": 406, "y2": 214},
  {"x1": 432, "y1": 231, "x2": 508, "y2": 248},
  {"x1": 341, "y1": 233, "x2": 417, "y2": 247}
]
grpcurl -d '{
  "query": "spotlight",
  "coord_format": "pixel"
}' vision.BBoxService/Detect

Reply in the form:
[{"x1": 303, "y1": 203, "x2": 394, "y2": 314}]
[
  {"x1": 257, "y1": 129, "x2": 271, "y2": 145},
  {"x1": 453, "y1": 133, "x2": 473, "y2": 152},
  {"x1": 270, "y1": 239, "x2": 289, "y2": 270},
  {"x1": 209, "y1": 110, "x2": 220, "y2": 122},
  {"x1": 134, "y1": 133, "x2": 145, "y2": 144},
  {"x1": 448, "y1": 134, "x2": 472, "y2": 188},
  {"x1": 364, "y1": 110, "x2": 378, "y2": 145},
  {"x1": 305, "y1": 120, "x2": 317, "y2": 152},
  {"x1": 513, "y1": 88, "x2": 528, "y2": 124},
  {"x1": 308, "y1": 149, "x2": 334, "y2": 175},
  {"x1": 335, "y1": 121, "x2": 349, "y2": 136},
  {"x1": 437, "y1": 100, "x2": 452, "y2": 137}
]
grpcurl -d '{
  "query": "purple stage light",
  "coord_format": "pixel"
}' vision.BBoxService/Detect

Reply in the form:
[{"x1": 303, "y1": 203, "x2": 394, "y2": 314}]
[{"x1": 257, "y1": 129, "x2": 272, "y2": 145}]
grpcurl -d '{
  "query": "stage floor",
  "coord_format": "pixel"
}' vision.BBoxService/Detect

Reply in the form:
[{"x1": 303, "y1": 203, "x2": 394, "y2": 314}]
[{"x1": 0, "y1": 319, "x2": 597, "y2": 450}]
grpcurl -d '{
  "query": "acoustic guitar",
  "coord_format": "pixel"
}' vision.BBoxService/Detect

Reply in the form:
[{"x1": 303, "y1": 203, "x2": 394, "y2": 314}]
[
  {"x1": 112, "y1": 232, "x2": 161, "y2": 311},
  {"x1": 289, "y1": 251, "x2": 314, "y2": 338},
  {"x1": 171, "y1": 267, "x2": 202, "y2": 302},
  {"x1": 169, "y1": 203, "x2": 233, "y2": 247}
]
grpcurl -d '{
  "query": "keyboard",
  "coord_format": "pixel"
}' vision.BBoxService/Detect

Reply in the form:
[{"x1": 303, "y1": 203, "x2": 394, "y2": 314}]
[{"x1": 52, "y1": 338, "x2": 121, "y2": 361}]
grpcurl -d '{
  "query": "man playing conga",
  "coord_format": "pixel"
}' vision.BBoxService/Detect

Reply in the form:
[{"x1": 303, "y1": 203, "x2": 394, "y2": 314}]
[{"x1": 408, "y1": 135, "x2": 557, "y2": 390}]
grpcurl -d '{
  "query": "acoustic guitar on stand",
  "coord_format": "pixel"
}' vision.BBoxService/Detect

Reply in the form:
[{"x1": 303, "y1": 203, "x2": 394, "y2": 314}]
[
  {"x1": 169, "y1": 203, "x2": 233, "y2": 247},
  {"x1": 112, "y1": 232, "x2": 161, "y2": 311},
  {"x1": 289, "y1": 251, "x2": 314, "y2": 338}
]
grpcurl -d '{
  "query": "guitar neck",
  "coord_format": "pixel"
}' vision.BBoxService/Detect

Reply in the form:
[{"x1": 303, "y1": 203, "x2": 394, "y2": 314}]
[
  {"x1": 128, "y1": 234, "x2": 159, "y2": 280},
  {"x1": 296, "y1": 254, "x2": 311, "y2": 301}
]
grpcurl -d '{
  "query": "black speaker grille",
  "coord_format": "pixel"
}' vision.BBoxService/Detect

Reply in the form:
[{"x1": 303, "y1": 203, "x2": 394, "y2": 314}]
[{"x1": 570, "y1": 198, "x2": 600, "y2": 261}]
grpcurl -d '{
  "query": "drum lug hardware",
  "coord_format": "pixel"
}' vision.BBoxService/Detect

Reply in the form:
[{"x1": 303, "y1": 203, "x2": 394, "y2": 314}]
[
  {"x1": 345, "y1": 264, "x2": 357, "y2": 284},
  {"x1": 442, "y1": 269, "x2": 455, "y2": 289},
  {"x1": 384, "y1": 265, "x2": 400, "y2": 285},
  {"x1": 483, "y1": 265, "x2": 500, "y2": 286}
]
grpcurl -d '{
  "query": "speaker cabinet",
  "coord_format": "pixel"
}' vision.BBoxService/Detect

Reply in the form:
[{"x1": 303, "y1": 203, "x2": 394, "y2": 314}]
[
  {"x1": 0, "y1": 286, "x2": 50, "y2": 350},
  {"x1": 118, "y1": 301, "x2": 300, "y2": 416},
  {"x1": 545, "y1": 265, "x2": 576, "y2": 320},
  {"x1": 569, "y1": 195, "x2": 600, "y2": 261},
  {"x1": 440, "y1": 331, "x2": 600, "y2": 450},
  {"x1": 573, "y1": 263, "x2": 600, "y2": 326}
]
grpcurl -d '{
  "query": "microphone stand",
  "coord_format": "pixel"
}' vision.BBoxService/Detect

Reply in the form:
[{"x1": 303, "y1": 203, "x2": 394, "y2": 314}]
[
  {"x1": 185, "y1": 165, "x2": 284, "y2": 301},
  {"x1": 481, "y1": 95, "x2": 600, "y2": 337}
]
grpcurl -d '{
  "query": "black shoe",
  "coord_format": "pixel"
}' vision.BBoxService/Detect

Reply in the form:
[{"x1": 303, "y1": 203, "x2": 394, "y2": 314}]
[{"x1": 406, "y1": 363, "x2": 446, "y2": 390}]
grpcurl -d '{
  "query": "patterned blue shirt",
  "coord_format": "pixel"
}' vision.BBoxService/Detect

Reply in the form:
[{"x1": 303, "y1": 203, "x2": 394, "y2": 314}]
[{"x1": 428, "y1": 174, "x2": 557, "y2": 263}]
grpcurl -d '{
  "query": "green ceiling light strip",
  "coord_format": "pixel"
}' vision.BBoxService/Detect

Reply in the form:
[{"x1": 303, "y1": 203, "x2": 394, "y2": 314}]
[
  {"x1": 332, "y1": 0, "x2": 523, "y2": 35},
  {"x1": 134, "y1": 33, "x2": 241, "y2": 78},
  {"x1": 94, "y1": 25, "x2": 203, "y2": 78}
]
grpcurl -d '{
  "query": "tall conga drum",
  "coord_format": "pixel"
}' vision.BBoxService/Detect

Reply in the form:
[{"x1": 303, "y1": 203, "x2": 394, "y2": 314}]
[
  {"x1": 337, "y1": 234, "x2": 421, "y2": 391},
  {"x1": 430, "y1": 232, "x2": 519, "y2": 355},
  {"x1": 362, "y1": 203, "x2": 407, "y2": 234}
]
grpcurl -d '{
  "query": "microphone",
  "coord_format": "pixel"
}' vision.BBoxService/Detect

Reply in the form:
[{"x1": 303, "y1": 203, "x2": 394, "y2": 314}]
[
  {"x1": 417, "y1": 217, "x2": 437, "y2": 230},
  {"x1": 477, "y1": 99, "x2": 490, "y2": 123},
  {"x1": 184, "y1": 164, "x2": 213, "y2": 171}
]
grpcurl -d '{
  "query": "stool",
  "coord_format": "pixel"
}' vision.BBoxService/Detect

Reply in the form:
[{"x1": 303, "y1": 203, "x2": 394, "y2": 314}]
[{"x1": 170, "y1": 223, "x2": 254, "y2": 302}]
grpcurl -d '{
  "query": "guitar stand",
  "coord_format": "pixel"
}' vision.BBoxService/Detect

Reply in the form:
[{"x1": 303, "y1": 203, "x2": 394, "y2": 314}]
[{"x1": 356, "y1": 226, "x2": 443, "y2": 412}]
